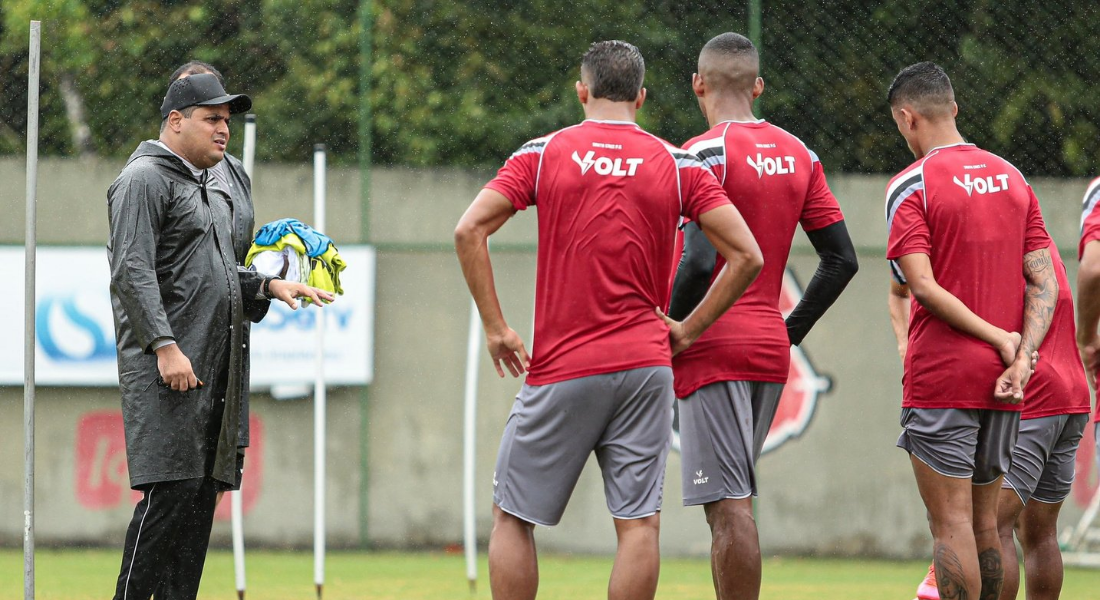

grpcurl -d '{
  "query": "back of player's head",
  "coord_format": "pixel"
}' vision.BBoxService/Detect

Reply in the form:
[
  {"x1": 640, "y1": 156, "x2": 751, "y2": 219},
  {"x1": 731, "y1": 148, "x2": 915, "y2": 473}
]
[
  {"x1": 887, "y1": 62, "x2": 955, "y2": 120},
  {"x1": 170, "y1": 60, "x2": 226, "y2": 87},
  {"x1": 698, "y1": 32, "x2": 759, "y2": 94},
  {"x1": 580, "y1": 40, "x2": 645, "y2": 102}
]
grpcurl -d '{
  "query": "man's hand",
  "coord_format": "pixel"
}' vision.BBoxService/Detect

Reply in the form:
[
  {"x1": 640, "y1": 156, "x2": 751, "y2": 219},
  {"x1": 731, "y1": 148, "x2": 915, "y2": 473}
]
[
  {"x1": 155, "y1": 343, "x2": 202, "y2": 392},
  {"x1": 994, "y1": 354, "x2": 1034, "y2": 404},
  {"x1": 486, "y1": 327, "x2": 530, "y2": 378},
  {"x1": 268, "y1": 279, "x2": 335, "y2": 310},
  {"x1": 656, "y1": 307, "x2": 698, "y2": 357},
  {"x1": 1079, "y1": 334, "x2": 1100, "y2": 390},
  {"x1": 997, "y1": 331, "x2": 1022, "y2": 367}
]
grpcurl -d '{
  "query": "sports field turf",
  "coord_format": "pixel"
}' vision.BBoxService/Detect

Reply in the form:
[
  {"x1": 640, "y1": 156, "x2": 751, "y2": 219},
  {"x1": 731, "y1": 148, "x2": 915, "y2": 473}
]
[{"x1": 4, "y1": 549, "x2": 1100, "y2": 599}]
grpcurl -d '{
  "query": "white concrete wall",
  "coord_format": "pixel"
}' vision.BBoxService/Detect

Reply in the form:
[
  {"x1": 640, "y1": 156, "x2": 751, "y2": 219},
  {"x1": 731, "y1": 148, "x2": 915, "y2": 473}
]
[{"x1": 1, "y1": 157, "x2": 1096, "y2": 557}]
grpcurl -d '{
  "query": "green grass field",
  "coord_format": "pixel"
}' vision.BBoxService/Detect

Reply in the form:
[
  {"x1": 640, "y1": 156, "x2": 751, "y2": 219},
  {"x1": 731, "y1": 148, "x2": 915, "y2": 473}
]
[{"x1": 4, "y1": 549, "x2": 1100, "y2": 599}]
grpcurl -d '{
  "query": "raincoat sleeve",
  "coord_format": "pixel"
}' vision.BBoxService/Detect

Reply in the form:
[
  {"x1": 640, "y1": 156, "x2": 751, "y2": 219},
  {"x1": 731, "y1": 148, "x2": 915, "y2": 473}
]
[
  {"x1": 239, "y1": 267, "x2": 270, "y2": 323},
  {"x1": 108, "y1": 165, "x2": 174, "y2": 353}
]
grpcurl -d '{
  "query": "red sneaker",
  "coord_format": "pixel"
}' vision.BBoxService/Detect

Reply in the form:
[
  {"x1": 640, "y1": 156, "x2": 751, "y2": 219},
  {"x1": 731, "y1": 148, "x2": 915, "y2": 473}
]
[{"x1": 915, "y1": 563, "x2": 938, "y2": 600}]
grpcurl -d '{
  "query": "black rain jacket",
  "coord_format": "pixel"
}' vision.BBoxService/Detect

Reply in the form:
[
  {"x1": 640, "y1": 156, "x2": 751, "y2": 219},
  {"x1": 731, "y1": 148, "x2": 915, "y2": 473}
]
[{"x1": 107, "y1": 141, "x2": 267, "y2": 489}]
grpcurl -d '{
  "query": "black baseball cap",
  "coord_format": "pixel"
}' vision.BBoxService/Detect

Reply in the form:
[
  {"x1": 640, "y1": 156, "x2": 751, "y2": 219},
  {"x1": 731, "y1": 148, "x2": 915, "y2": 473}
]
[{"x1": 160, "y1": 73, "x2": 252, "y2": 118}]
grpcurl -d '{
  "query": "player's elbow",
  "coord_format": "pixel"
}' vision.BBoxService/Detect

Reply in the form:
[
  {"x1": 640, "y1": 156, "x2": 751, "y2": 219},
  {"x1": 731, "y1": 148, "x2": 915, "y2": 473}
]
[
  {"x1": 740, "y1": 246, "x2": 764, "y2": 282},
  {"x1": 453, "y1": 218, "x2": 483, "y2": 253},
  {"x1": 907, "y1": 279, "x2": 935, "y2": 307},
  {"x1": 1079, "y1": 255, "x2": 1100, "y2": 290},
  {"x1": 838, "y1": 248, "x2": 859, "y2": 281}
]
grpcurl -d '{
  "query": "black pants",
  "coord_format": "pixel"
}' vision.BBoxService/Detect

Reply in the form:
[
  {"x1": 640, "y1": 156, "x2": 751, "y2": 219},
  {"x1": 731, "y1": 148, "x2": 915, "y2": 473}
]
[{"x1": 112, "y1": 476, "x2": 219, "y2": 600}]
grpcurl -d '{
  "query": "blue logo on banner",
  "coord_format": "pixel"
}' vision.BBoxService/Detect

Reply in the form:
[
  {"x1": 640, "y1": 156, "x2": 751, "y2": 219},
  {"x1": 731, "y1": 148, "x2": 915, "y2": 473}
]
[{"x1": 36, "y1": 295, "x2": 115, "y2": 361}]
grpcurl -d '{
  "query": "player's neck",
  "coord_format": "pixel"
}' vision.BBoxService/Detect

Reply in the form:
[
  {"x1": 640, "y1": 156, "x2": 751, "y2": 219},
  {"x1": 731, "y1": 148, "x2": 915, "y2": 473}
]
[
  {"x1": 704, "y1": 96, "x2": 758, "y2": 126},
  {"x1": 582, "y1": 98, "x2": 637, "y2": 123},
  {"x1": 917, "y1": 123, "x2": 966, "y2": 157}
]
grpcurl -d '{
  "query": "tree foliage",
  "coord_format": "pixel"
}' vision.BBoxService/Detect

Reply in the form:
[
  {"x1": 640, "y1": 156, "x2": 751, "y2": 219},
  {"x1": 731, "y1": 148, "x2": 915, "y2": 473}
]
[{"x1": 1, "y1": 1, "x2": 1098, "y2": 175}]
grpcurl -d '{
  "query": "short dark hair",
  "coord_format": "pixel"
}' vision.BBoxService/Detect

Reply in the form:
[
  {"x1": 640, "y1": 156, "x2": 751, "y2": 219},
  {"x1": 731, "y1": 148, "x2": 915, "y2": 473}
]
[
  {"x1": 701, "y1": 32, "x2": 757, "y2": 63},
  {"x1": 170, "y1": 60, "x2": 225, "y2": 87},
  {"x1": 580, "y1": 40, "x2": 645, "y2": 102},
  {"x1": 159, "y1": 105, "x2": 199, "y2": 134},
  {"x1": 887, "y1": 62, "x2": 955, "y2": 117},
  {"x1": 698, "y1": 32, "x2": 759, "y2": 94}
]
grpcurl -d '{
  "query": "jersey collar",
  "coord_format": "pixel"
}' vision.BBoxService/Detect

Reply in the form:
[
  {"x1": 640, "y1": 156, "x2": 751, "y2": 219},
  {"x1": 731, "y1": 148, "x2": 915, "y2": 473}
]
[
  {"x1": 928, "y1": 142, "x2": 975, "y2": 153},
  {"x1": 583, "y1": 119, "x2": 639, "y2": 126}
]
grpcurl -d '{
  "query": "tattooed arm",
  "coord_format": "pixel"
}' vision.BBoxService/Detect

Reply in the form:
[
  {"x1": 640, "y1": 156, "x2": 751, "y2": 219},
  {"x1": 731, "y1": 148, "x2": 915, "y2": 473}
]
[
  {"x1": 995, "y1": 247, "x2": 1057, "y2": 402},
  {"x1": 896, "y1": 253, "x2": 1021, "y2": 365}
]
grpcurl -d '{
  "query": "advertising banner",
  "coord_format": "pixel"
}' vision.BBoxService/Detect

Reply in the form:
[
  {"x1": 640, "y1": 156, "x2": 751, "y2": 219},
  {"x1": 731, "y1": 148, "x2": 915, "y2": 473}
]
[{"x1": 1, "y1": 245, "x2": 375, "y2": 386}]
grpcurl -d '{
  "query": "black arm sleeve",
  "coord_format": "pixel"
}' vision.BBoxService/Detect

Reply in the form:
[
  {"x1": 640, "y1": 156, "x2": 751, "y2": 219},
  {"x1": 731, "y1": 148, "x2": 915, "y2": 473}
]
[
  {"x1": 667, "y1": 222, "x2": 718, "y2": 321},
  {"x1": 239, "y1": 266, "x2": 271, "y2": 323},
  {"x1": 785, "y1": 220, "x2": 859, "y2": 346}
]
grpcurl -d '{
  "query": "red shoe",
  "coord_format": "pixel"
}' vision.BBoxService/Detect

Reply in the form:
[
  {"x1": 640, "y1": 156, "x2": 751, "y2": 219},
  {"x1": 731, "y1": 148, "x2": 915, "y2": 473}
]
[{"x1": 915, "y1": 563, "x2": 938, "y2": 600}]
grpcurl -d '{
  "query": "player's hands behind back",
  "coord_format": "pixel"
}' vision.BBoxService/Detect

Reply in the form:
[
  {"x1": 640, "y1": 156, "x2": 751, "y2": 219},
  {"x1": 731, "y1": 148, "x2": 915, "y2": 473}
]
[{"x1": 994, "y1": 353, "x2": 1034, "y2": 404}]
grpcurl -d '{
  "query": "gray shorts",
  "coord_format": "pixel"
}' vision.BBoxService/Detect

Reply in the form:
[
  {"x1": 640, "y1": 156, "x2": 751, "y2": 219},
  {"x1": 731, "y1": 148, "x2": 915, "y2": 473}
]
[
  {"x1": 897, "y1": 408, "x2": 1020, "y2": 485},
  {"x1": 678, "y1": 381, "x2": 784, "y2": 506},
  {"x1": 1004, "y1": 413, "x2": 1088, "y2": 504},
  {"x1": 492, "y1": 366, "x2": 674, "y2": 526}
]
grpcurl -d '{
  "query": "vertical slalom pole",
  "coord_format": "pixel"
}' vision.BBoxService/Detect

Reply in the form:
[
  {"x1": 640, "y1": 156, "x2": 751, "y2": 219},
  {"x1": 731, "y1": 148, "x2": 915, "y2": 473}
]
[
  {"x1": 23, "y1": 20, "x2": 41, "y2": 600},
  {"x1": 462, "y1": 297, "x2": 482, "y2": 592},
  {"x1": 313, "y1": 144, "x2": 328, "y2": 600},
  {"x1": 231, "y1": 113, "x2": 257, "y2": 600}
]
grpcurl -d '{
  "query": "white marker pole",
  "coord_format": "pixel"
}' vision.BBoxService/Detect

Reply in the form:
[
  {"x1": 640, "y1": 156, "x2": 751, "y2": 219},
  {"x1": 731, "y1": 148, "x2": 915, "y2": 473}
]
[
  {"x1": 23, "y1": 19, "x2": 41, "y2": 600},
  {"x1": 313, "y1": 144, "x2": 327, "y2": 600},
  {"x1": 231, "y1": 113, "x2": 257, "y2": 600},
  {"x1": 462, "y1": 298, "x2": 482, "y2": 592}
]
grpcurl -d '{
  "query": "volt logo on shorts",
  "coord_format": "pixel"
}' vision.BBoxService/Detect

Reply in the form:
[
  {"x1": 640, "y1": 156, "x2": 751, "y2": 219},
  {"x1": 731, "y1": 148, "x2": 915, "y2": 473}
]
[
  {"x1": 747, "y1": 154, "x2": 796, "y2": 178},
  {"x1": 953, "y1": 173, "x2": 1010, "y2": 196},
  {"x1": 571, "y1": 150, "x2": 643, "y2": 176},
  {"x1": 693, "y1": 469, "x2": 709, "y2": 485}
]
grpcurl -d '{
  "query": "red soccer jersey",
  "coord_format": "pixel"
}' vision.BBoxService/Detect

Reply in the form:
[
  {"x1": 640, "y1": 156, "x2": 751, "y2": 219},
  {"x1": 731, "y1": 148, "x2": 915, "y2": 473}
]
[
  {"x1": 886, "y1": 143, "x2": 1052, "y2": 411},
  {"x1": 670, "y1": 120, "x2": 844, "y2": 398},
  {"x1": 485, "y1": 120, "x2": 732, "y2": 386},
  {"x1": 1021, "y1": 243, "x2": 1091, "y2": 419},
  {"x1": 1078, "y1": 176, "x2": 1100, "y2": 259}
]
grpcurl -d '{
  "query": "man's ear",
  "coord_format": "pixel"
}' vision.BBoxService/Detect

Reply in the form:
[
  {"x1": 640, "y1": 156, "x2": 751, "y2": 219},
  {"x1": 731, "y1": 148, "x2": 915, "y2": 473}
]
[
  {"x1": 635, "y1": 87, "x2": 646, "y2": 110},
  {"x1": 692, "y1": 73, "x2": 705, "y2": 98},
  {"x1": 903, "y1": 107, "x2": 918, "y2": 131},
  {"x1": 752, "y1": 77, "x2": 764, "y2": 100},
  {"x1": 950, "y1": 101, "x2": 958, "y2": 118},
  {"x1": 167, "y1": 110, "x2": 184, "y2": 133},
  {"x1": 575, "y1": 80, "x2": 588, "y2": 105}
]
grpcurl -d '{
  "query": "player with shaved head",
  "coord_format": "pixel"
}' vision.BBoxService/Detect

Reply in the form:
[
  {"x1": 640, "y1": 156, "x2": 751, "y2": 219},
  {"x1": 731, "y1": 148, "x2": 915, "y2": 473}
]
[
  {"x1": 668, "y1": 32, "x2": 858, "y2": 600},
  {"x1": 885, "y1": 62, "x2": 1059, "y2": 600}
]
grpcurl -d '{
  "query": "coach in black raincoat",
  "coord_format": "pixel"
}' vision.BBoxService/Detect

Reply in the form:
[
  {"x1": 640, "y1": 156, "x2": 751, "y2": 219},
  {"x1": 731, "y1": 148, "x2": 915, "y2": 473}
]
[
  {"x1": 107, "y1": 71, "x2": 331, "y2": 600},
  {"x1": 109, "y1": 139, "x2": 261, "y2": 488}
]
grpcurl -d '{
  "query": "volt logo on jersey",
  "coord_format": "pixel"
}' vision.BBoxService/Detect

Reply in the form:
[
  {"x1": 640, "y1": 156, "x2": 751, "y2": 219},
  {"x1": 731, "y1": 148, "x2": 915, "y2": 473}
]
[
  {"x1": 953, "y1": 173, "x2": 1010, "y2": 197},
  {"x1": 571, "y1": 150, "x2": 643, "y2": 176},
  {"x1": 747, "y1": 154, "x2": 796, "y2": 178}
]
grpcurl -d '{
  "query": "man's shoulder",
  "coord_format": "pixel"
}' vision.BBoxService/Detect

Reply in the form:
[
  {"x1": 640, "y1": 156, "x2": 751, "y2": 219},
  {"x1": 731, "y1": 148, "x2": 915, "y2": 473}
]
[
  {"x1": 221, "y1": 152, "x2": 245, "y2": 171},
  {"x1": 888, "y1": 158, "x2": 926, "y2": 191},
  {"x1": 113, "y1": 155, "x2": 173, "y2": 189},
  {"x1": 682, "y1": 125, "x2": 724, "y2": 154}
]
